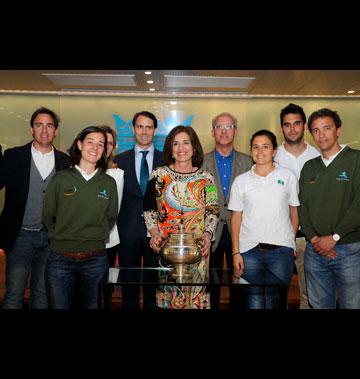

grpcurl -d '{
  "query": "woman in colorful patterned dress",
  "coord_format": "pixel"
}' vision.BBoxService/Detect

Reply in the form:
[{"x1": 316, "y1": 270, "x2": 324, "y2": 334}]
[{"x1": 143, "y1": 125, "x2": 219, "y2": 309}]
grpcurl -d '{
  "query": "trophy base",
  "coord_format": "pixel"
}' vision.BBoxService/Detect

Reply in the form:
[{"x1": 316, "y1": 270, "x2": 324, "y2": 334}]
[{"x1": 170, "y1": 264, "x2": 194, "y2": 283}]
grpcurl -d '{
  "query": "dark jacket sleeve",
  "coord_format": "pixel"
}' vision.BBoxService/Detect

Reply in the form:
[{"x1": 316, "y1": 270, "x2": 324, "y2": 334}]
[
  {"x1": 143, "y1": 178, "x2": 157, "y2": 212},
  {"x1": 298, "y1": 164, "x2": 317, "y2": 240}
]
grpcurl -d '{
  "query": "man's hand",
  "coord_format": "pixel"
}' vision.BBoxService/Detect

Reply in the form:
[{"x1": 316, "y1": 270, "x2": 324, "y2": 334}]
[{"x1": 311, "y1": 235, "x2": 337, "y2": 259}]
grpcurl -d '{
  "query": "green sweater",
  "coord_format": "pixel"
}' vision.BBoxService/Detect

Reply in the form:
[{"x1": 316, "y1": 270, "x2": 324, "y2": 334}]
[
  {"x1": 43, "y1": 167, "x2": 118, "y2": 252},
  {"x1": 299, "y1": 146, "x2": 360, "y2": 244}
]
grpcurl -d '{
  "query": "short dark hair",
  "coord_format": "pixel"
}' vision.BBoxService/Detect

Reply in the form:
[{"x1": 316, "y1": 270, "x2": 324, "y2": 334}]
[
  {"x1": 163, "y1": 125, "x2": 204, "y2": 168},
  {"x1": 68, "y1": 126, "x2": 108, "y2": 170},
  {"x1": 280, "y1": 103, "x2": 306, "y2": 126},
  {"x1": 132, "y1": 111, "x2": 158, "y2": 128},
  {"x1": 250, "y1": 129, "x2": 278, "y2": 150},
  {"x1": 30, "y1": 107, "x2": 60, "y2": 128},
  {"x1": 308, "y1": 108, "x2": 342, "y2": 133}
]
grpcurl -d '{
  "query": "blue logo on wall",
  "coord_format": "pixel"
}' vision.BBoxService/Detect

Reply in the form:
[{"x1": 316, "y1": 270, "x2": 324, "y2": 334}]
[{"x1": 112, "y1": 113, "x2": 194, "y2": 153}]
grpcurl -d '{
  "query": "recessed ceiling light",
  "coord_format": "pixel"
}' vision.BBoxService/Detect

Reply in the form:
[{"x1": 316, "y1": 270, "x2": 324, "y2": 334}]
[
  {"x1": 147, "y1": 80, "x2": 154, "y2": 84},
  {"x1": 170, "y1": 101, "x2": 177, "y2": 105},
  {"x1": 149, "y1": 88, "x2": 155, "y2": 91},
  {"x1": 348, "y1": 90, "x2": 355, "y2": 94},
  {"x1": 145, "y1": 71, "x2": 152, "y2": 75}
]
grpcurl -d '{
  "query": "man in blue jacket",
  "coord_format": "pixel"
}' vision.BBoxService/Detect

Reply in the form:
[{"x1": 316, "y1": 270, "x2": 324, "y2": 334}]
[{"x1": 114, "y1": 111, "x2": 164, "y2": 309}]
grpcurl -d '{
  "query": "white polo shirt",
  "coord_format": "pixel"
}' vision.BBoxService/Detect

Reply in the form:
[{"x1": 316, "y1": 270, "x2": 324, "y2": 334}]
[
  {"x1": 228, "y1": 164, "x2": 299, "y2": 253},
  {"x1": 274, "y1": 142, "x2": 320, "y2": 180}
]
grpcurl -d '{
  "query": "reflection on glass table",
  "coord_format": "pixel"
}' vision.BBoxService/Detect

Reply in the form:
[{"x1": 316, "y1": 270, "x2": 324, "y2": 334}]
[{"x1": 98, "y1": 267, "x2": 288, "y2": 310}]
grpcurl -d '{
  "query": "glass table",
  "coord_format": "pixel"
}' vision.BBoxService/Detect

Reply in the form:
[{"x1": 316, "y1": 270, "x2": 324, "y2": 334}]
[{"x1": 98, "y1": 267, "x2": 288, "y2": 310}]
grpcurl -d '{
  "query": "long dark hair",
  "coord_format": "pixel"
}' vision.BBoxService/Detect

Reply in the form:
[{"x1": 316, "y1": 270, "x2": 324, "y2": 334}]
[
  {"x1": 163, "y1": 125, "x2": 204, "y2": 168},
  {"x1": 68, "y1": 126, "x2": 108, "y2": 170}
]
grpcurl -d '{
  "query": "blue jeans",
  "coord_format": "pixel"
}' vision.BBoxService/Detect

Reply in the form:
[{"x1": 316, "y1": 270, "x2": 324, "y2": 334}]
[
  {"x1": 241, "y1": 245, "x2": 294, "y2": 309},
  {"x1": 2, "y1": 229, "x2": 50, "y2": 309},
  {"x1": 304, "y1": 242, "x2": 360, "y2": 309},
  {"x1": 46, "y1": 250, "x2": 108, "y2": 309}
]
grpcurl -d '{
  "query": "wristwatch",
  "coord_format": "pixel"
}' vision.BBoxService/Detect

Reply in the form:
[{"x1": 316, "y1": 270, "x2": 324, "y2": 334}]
[{"x1": 332, "y1": 233, "x2": 340, "y2": 242}]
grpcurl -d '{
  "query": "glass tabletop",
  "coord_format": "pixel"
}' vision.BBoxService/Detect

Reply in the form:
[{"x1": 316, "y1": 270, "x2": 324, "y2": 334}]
[{"x1": 102, "y1": 267, "x2": 286, "y2": 287}]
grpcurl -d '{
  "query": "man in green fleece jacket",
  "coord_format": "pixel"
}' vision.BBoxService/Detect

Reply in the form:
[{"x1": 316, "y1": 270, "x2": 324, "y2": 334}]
[{"x1": 299, "y1": 108, "x2": 360, "y2": 309}]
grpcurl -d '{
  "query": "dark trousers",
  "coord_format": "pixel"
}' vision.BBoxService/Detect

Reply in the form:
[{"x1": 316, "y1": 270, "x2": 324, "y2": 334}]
[
  {"x1": 119, "y1": 237, "x2": 159, "y2": 310},
  {"x1": 209, "y1": 224, "x2": 233, "y2": 309},
  {"x1": 106, "y1": 244, "x2": 120, "y2": 268},
  {"x1": 102, "y1": 244, "x2": 120, "y2": 308}
]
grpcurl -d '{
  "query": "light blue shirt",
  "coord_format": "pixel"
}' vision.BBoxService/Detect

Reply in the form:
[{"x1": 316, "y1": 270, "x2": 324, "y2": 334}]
[{"x1": 134, "y1": 144, "x2": 154, "y2": 183}]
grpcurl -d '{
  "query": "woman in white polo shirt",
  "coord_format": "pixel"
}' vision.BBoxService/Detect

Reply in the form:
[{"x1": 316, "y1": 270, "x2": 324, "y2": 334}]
[{"x1": 228, "y1": 129, "x2": 299, "y2": 309}]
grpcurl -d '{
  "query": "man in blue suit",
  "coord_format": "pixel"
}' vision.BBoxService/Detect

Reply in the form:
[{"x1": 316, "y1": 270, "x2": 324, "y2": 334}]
[{"x1": 113, "y1": 111, "x2": 164, "y2": 309}]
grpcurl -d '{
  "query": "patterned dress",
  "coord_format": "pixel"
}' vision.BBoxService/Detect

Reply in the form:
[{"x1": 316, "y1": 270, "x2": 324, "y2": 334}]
[{"x1": 143, "y1": 165, "x2": 219, "y2": 309}]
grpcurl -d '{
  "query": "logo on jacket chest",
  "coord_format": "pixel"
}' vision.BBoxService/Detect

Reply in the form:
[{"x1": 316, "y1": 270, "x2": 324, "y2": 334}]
[
  {"x1": 64, "y1": 186, "x2": 77, "y2": 196},
  {"x1": 98, "y1": 189, "x2": 109, "y2": 200},
  {"x1": 336, "y1": 171, "x2": 350, "y2": 181}
]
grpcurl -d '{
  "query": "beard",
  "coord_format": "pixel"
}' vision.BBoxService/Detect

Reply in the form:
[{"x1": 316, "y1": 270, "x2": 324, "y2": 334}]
[{"x1": 284, "y1": 132, "x2": 304, "y2": 145}]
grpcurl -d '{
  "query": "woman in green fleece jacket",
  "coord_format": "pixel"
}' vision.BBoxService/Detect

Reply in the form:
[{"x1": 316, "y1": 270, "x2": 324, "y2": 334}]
[{"x1": 43, "y1": 126, "x2": 118, "y2": 309}]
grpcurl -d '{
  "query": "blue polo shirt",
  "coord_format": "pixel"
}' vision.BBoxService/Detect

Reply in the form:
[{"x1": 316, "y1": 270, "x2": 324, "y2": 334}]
[{"x1": 215, "y1": 149, "x2": 234, "y2": 199}]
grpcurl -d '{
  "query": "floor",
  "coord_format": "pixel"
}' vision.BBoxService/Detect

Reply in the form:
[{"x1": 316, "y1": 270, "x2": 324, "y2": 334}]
[{"x1": 0, "y1": 250, "x2": 301, "y2": 309}]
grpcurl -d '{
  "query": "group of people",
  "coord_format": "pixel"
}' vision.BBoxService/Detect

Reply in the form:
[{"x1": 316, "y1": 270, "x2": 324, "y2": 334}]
[{"x1": 0, "y1": 103, "x2": 359, "y2": 310}]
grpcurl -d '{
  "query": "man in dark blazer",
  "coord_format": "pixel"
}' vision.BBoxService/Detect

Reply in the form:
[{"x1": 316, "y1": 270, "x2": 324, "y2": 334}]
[
  {"x1": 0, "y1": 107, "x2": 69, "y2": 309},
  {"x1": 203, "y1": 112, "x2": 253, "y2": 309},
  {"x1": 113, "y1": 111, "x2": 164, "y2": 309}
]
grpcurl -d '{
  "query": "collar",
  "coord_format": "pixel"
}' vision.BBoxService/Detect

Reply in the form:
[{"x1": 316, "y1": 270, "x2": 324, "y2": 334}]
[
  {"x1": 75, "y1": 165, "x2": 98, "y2": 177},
  {"x1": 322, "y1": 144, "x2": 346, "y2": 162},
  {"x1": 135, "y1": 144, "x2": 154, "y2": 154},
  {"x1": 31, "y1": 143, "x2": 54, "y2": 156},
  {"x1": 279, "y1": 141, "x2": 310, "y2": 157},
  {"x1": 215, "y1": 149, "x2": 234, "y2": 160},
  {"x1": 250, "y1": 163, "x2": 278, "y2": 178}
]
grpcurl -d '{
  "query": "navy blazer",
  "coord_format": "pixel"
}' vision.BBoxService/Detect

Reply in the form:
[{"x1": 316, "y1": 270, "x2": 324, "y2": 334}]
[
  {"x1": 114, "y1": 148, "x2": 164, "y2": 240},
  {"x1": 0, "y1": 141, "x2": 70, "y2": 253}
]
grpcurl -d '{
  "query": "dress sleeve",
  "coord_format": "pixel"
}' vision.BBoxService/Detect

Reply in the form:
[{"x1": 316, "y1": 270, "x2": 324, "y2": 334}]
[
  {"x1": 204, "y1": 173, "x2": 219, "y2": 241},
  {"x1": 143, "y1": 177, "x2": 159, "y2": 233}
]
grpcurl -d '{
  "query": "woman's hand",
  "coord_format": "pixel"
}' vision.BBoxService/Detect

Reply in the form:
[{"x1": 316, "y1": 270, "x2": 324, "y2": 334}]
[
  {"x1": 200, "y1": 231, "x2": 211, "y2": 257},
  {"x1": 149, "y1": 229, "x2": 163, "y2": 253}
]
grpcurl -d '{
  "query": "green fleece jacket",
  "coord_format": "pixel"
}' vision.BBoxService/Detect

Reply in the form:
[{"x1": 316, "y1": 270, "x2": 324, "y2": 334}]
[
  {"x1": 43, "y1": 167, "x2": 118, "y2": 252},
  {"x1": 299, "y1": 146, "x2": 360, "y2": 244}
]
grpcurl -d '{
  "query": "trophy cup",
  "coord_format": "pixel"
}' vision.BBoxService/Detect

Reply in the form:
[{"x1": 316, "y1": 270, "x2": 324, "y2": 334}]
[{"x1": 159, "y1": 224, "x2": 203, "y2": 282}]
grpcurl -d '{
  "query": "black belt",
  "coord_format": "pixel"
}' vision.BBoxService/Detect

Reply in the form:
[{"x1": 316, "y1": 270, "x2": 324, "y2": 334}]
[{"x1": 257, "y1": 243, "x2": 281, "y2": 250}]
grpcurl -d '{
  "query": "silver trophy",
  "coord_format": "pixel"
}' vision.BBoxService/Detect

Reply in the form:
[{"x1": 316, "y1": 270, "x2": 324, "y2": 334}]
[{"x1": 160, "y1": 224, "x2": 203, "y2": 282}]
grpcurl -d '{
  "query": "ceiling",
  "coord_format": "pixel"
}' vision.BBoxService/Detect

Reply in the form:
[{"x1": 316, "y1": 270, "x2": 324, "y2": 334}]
[{"x1": 1, "y1": 70, "x2": 360, "y2": 96}]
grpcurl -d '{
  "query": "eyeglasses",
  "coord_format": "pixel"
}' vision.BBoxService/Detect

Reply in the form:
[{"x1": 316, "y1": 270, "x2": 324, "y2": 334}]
[{"x1": 213, "y1": 124, "x2": 236, "y2": 130}]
